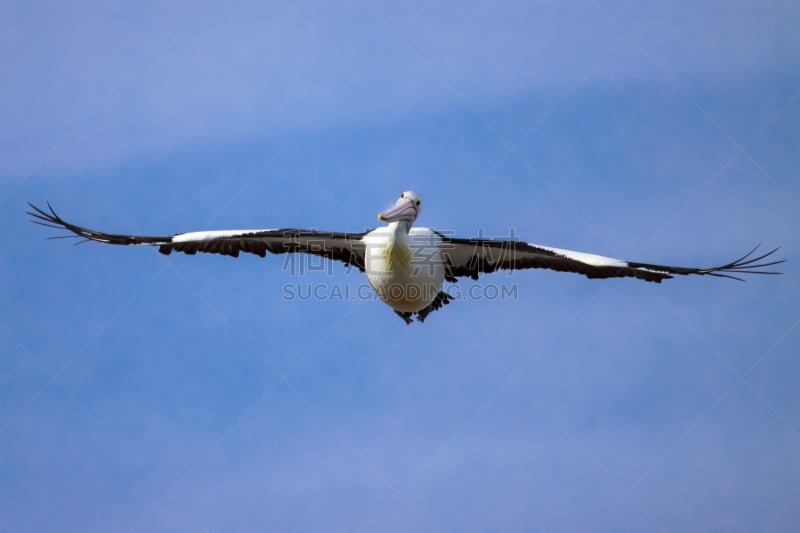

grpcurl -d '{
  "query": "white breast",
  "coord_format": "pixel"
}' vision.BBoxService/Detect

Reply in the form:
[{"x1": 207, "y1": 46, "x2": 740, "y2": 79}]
[{"x1": 363, "y1": 226, "x2": 445, "y2": 313}]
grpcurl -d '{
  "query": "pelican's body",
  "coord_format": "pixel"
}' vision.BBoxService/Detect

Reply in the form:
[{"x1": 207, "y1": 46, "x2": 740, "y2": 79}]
[
  {"x1": 28, "y1": 190, "x2": 784, "y2": 324},
  {"x1": 364, "y1": 224, "x2": 445, "y2": 313}
]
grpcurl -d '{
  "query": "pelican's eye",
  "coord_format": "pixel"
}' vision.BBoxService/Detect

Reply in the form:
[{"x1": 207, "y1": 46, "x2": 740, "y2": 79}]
[{"x1": 415, "y1": 199, "x2": 420, "y2": 206}]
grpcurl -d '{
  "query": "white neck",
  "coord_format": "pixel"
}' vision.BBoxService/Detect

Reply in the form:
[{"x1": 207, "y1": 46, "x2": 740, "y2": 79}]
[{"x1": 387, "y1": 220, "x2": 411, "y2": 239}]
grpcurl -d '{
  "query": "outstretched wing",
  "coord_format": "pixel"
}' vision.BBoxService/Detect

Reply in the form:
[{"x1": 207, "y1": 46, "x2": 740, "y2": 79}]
[
  {"x1": 28, "y1": 202, "x2": 368, "y2": 271},
  {"x1": 436, "y1": 234, "x2": 784, "y2": 283}
]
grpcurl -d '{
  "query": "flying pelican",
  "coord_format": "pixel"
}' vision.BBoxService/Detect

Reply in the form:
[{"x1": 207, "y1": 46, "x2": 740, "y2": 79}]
[{"x1": 28, "y1": 191, "x2": 784, "y2": 324}]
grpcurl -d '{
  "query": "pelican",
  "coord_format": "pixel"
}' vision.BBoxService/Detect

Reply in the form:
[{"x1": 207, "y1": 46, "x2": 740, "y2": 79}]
[{"x1": 28, "y1": 191, "x2": 784, "y2": 324}]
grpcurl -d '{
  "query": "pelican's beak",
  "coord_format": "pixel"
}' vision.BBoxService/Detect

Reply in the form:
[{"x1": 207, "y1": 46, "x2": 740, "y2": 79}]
[{"x1": 378, "y1": 196, "x2": 417, "y2": 223}]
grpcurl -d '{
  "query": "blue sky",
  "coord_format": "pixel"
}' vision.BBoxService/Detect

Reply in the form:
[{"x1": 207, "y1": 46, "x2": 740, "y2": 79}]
[{"x1": 2, "y1": 1, "x2": 799, "y2": 531}]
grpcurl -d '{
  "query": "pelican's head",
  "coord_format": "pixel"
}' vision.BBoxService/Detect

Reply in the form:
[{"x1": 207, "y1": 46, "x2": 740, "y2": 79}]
[{"x1": 378, "y1": 191, "x2": 421, "y2": 225}]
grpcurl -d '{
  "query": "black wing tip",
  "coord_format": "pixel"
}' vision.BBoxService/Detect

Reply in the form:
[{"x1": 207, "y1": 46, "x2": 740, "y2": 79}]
[
  {"x1": 628, "y1": 242, "x2": 784, "y2": 282},
  {"x1": 28, "y1": 201, "x2": 67, "y2": 231},
  {"x1": 27, "y1": 201, "x2": 143, "y2": 246},
  {"x1": 704, "y1": 243, "x2": 786, "y2": 279}
]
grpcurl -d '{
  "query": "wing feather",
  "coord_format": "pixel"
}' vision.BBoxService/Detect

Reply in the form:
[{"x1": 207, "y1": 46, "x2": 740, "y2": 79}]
[
  {"x1": 28, "y1": 202, "x2": 368, "y2": 271},
  {"x1": 436, "y1": 233, "x2": 784, "y2": 283}
]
